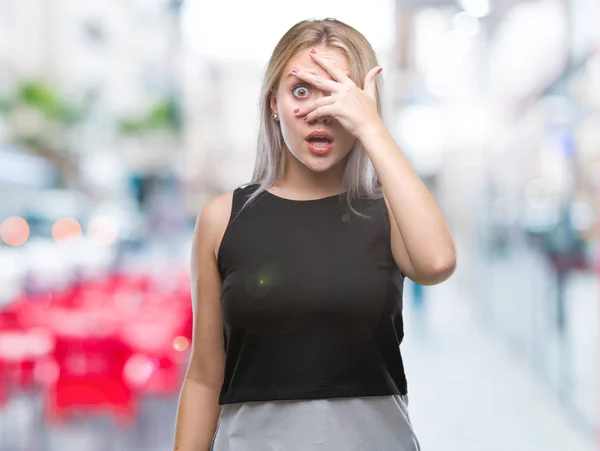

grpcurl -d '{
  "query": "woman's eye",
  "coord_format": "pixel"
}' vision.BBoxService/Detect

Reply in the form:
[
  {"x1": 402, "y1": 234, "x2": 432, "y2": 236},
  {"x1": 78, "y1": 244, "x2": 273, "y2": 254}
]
[{"x1": 292, "y1": 85, "x2": 310, "y2": 98}]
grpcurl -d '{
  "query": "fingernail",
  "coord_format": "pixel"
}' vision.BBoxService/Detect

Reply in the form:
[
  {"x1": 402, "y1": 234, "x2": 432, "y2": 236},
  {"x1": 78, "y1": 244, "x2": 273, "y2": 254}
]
[
  {"x1": 293, "y1": 108, "x2": 299, "y2": 113},
  {"x1": 291, "y1": 67, "x2": 299, "y2": 73},
  {"x1": 377, "y1": 67, "x2": 383, "y2": 74},
  {"x1": 309, "y1": 48, "x2": 316, "y2": 55}
]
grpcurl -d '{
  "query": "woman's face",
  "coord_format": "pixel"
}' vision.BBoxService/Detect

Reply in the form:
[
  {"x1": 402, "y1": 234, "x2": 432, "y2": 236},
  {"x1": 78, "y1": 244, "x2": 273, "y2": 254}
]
[{"x1": 270, "y1": 45, "x2": 357, "y2": 174}]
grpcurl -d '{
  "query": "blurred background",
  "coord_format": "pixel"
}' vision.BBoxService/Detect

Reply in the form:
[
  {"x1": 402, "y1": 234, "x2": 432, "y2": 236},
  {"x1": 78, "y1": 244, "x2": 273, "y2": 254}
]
[{"x1": 0, "y1": 0, "x2": 598, "y2": 450}]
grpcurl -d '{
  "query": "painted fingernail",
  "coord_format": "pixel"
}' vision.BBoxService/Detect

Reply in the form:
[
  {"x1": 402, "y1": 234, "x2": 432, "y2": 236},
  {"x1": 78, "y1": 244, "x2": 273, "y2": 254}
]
[
  {"x1": 309, "y1": 48, "x2": 316, "y2": 55},
  {"x1": 293, "y1": 108, "x2": 300, "y2": 113},
  {"x1": 291, "y1": 67, "x2": 299, "y2": 73}
]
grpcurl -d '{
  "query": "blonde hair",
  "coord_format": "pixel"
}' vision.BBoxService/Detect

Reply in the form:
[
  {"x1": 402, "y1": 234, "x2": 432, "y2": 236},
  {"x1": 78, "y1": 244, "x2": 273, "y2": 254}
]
[{"x1": 242, "y1": 18, "x2": 384, "y2": 214}]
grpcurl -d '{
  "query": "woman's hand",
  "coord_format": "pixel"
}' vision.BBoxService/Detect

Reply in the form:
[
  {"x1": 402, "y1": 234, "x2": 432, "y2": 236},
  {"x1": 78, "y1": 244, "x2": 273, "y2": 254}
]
[{"x1": 291, "y1": 48, "x2": 383, "y2": 140}]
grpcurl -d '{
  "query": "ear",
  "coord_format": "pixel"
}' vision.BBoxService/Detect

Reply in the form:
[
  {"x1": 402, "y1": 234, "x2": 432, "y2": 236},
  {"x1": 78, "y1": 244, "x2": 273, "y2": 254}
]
[{"x1": 269, "y1": 90, "x2": 277, "y2": 115}]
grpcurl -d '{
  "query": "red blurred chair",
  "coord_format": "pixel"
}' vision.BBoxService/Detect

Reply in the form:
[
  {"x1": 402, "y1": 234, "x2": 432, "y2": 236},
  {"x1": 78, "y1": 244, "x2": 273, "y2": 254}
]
[
  {"x1": 119, "y1": 303, "x2": 189, "y2": 396},
  {"x1": 0, "y1": 329, "x2": 55, "y2": 398},
  {"x1": 1, "y1": 267, "x2": 193, "y2": 426},
  {"x1": 45, "y1": 332, "x2": 136, "y2": 425}
]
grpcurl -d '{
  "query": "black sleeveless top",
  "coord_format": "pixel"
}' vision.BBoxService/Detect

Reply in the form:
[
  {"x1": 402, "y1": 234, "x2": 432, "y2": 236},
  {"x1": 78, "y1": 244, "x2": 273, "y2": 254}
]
[{"x1": 216, "y1": 183, "x2": 407, "y2": 405}]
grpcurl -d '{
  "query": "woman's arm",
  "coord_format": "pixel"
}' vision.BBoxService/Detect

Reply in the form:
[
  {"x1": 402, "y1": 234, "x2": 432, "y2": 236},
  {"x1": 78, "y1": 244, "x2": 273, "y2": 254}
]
[
  {"x1": 360, "y1": 123, "x2": 457, "y2": 286},
  {"x1": 288, "y1": 50, "x2": 455, "y2": 285},
  {"x1": 173, "y1": 194, "x2": 232, "y2": 451}
]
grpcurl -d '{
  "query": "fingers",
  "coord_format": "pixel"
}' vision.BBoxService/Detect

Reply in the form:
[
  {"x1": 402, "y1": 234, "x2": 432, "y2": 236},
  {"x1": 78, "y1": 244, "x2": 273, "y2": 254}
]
[
  {"x1": 364, "y1": 66, "x2": 382, "y2": 99},
  {"x1": 303, "y1": 104, "x2": 336, "y2": 123},
  {"x1": 293, "y1": 96, "x2": 336, "y2": 118},
  {"x1": 308, "y1": 49, "x2": 353, "y2": 85},
  {"x1": 291, "y1": 69, "x2": 340, "y2": 93}
]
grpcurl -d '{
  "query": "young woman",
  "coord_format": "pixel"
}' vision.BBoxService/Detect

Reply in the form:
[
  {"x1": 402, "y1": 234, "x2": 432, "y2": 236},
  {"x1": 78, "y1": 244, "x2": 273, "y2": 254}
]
[{"x1": 173, "y1": 18, "x2": 456, "y2": 451}]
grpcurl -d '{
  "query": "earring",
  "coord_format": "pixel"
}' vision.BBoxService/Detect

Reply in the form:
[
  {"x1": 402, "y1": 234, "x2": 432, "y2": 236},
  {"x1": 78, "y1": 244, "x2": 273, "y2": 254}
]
[{"x1": 272, "y1": 112, "x2": 279, "y2": 121}]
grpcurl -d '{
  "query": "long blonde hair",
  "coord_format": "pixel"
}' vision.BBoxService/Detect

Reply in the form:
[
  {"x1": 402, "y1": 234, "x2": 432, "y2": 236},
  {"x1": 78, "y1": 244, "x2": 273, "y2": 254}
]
[{"x1": 242, "y1": 18, "x2": 384, "y2": 214}]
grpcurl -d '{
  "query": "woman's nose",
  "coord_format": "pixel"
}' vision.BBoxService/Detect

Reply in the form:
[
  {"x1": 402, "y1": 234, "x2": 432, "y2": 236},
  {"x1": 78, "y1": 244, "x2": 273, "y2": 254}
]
[{"x1": 309, "y1": 116, "x2": 332, "y2": 126}]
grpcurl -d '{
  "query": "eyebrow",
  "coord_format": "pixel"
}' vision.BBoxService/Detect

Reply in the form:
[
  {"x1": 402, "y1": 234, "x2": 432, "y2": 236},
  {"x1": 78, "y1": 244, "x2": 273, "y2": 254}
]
[
  {"x1": 285, "y1": 70, "x2": 350, "y2": 79},
  {"x1": 285, "y1": 72, "x2": 317, "y2": 79}
]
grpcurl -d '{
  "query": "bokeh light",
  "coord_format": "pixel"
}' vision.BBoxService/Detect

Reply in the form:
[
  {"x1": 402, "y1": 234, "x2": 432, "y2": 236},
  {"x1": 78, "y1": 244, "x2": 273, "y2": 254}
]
[
  {"x1": 123, "y1": 354, "x2": 159, "y2": 387},
  {"x1": 0, "y1": 216, "x2": 30, "y2": 246},
  {"x1": 52, "y1": 218, "x2": 82, "y2": 243},
  {"x1": 34, "y1": 357, "x2": 60, "y2": 385},
  {"x1": 87, "y1": 216, "x2": 119, "y2": 246},
  {"x1": 173, "y1": 335, "x2": 189, "y2": 352}
]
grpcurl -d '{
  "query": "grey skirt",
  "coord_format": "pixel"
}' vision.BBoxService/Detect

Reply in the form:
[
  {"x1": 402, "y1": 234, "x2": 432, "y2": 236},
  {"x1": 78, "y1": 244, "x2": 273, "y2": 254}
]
[{"x1": 211, "y1": 395, "x2": 421, "y2": 451}]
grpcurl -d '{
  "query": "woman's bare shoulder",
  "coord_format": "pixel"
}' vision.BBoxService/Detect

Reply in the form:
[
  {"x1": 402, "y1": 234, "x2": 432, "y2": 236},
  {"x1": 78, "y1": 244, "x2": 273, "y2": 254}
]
[
  {"x1": 197, "y1": 183, "x2": 257, "y2": 230},
  {"x1": 193, "y1": 193, "x2": 235, "y2": 259},
  {"x1": 196, "y1": 193, "x2": 234, "y2": 235},
  {"x1": 200, "y1": 193, "x2": 234, "y2": 224}
]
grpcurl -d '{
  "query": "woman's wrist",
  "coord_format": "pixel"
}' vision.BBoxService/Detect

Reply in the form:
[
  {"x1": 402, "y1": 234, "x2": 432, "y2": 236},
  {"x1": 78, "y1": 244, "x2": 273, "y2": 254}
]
[{"x1": 358, "y1": 119, "x2": 389, "y2": 153}]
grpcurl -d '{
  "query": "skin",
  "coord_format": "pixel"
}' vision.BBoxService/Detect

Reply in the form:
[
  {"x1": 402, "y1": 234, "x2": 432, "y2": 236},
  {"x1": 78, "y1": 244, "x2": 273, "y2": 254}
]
[
  {"x1": 268, "y1": 44, "x2": 358, "y2": 199},
  {"x1": 173, "y1": 42, "x2": 457, "y2": 451}
]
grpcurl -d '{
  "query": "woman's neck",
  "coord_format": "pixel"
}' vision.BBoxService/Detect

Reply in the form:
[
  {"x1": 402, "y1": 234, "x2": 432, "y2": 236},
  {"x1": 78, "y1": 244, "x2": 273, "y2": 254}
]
[{"x1": 272, "y1": 152, "x2": 346, "y2": 199}]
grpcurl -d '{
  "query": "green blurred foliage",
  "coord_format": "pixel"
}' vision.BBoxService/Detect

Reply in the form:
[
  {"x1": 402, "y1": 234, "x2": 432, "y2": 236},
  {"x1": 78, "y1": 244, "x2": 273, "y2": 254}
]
[
  {"x1": 119, "y1": 96, "x2": 181, "y2": 135},
  {"x1": 0, "y1": 80, "x2": 86, "y2": 125}
]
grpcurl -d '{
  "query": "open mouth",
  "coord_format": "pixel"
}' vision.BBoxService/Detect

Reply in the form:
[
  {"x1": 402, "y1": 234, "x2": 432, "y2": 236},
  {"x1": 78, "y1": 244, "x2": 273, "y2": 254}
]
[
  {"x1": 305, "y1": 131, "x2": 334, "y2": 154},
  {"x1": 307, "y1": 137, "x2": 333, "y2": 148}
]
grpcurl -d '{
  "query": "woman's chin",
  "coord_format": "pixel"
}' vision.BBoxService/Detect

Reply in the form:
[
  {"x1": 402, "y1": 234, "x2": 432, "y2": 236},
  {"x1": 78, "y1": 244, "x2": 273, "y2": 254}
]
[
  {"x1": 302, "y1": 156, "x2": 343, "y2": 173},
  {"x1": 286, "y1": 145, "x2": 349, "y2": 174}
]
